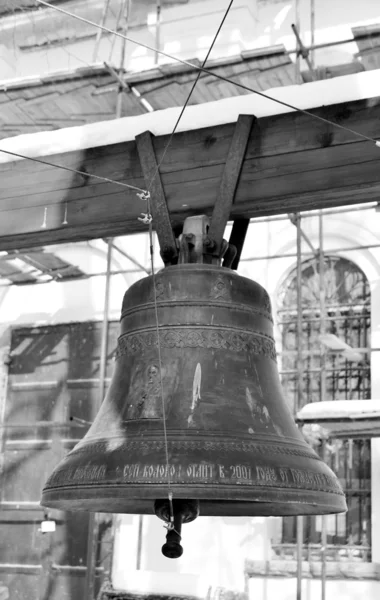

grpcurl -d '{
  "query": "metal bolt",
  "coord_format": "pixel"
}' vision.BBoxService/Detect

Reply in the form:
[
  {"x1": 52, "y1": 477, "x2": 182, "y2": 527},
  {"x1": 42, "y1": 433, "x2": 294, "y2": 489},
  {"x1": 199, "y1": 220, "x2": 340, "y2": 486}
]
[{"x1": 203, "y1": 237, "x2": 215, "y2": 249}]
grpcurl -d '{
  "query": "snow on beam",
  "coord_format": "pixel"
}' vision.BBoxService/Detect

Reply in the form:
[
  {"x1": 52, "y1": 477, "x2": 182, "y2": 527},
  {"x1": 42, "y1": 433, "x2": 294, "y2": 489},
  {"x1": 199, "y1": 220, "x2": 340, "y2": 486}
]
[
  {"x1": 0, "y1": 69, "x2": 380, "y2": 164},
  {"x1": 0, "y1": 72, "x2": 380, "y2": 250}
]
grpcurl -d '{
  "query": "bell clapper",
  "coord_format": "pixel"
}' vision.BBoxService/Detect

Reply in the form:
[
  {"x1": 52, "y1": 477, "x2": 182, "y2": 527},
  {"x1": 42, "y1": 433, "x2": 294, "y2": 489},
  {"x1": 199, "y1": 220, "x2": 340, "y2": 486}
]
[{"x1": 154, "y1": 498, "x2": 200, "y2": 559}]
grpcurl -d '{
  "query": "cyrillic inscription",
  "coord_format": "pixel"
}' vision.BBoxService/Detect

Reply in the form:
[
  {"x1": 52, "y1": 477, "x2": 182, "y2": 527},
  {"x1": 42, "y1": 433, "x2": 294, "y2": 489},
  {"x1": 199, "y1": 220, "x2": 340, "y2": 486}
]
[
  {"x1": 48, "y1": 461, "x2": 342, "y2": 497},
  {"x1": 186, "y1": 463, "x2": 214, "y2": 479},
  {"x1": 256, "y1": 466, "x2": 277, "y2": 483}
]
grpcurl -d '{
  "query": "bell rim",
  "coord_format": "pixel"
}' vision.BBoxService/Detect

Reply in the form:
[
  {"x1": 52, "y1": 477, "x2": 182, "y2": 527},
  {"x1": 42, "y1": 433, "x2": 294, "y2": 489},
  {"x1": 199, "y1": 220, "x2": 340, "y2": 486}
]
[{"x1": 41, "y1": 484, "x2": 347, "y2": 516}]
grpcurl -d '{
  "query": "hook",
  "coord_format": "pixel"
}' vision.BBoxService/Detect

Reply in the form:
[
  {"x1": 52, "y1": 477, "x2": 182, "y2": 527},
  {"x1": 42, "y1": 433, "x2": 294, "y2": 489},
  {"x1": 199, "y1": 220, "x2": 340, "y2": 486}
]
[
  {"x1": 41, "y1": 207, "x2": 47, "y2": 229},
  {"x1": 137, "y1": 191, "x2": 151, "y2": 202},
  {"x1": 62, "y1": 202, "x2": 68, "y2": 225},
  {"x1": 138, "y1": 212, "x2": 153, "y2": 225}
]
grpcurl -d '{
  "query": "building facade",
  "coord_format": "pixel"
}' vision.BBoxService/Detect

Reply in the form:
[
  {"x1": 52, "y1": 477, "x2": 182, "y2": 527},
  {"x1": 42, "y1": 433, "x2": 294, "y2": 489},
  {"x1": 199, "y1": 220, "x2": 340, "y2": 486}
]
[
  {"x1": 0, "y1": 1, "x2": 380, "y2": 599},
  {"x1": 0, "y1": 207, "x2": 380, "y2": 599}
]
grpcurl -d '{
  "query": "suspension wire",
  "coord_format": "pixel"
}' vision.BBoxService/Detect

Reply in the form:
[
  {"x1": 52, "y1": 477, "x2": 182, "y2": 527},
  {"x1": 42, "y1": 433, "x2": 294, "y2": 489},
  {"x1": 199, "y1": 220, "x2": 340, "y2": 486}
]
[
  {"x1": 147, "y1": 0, "x2": 235, "y2": 191},
  {"x1": 36, "y1": 0, "x2": 379, "y2": 146},
  {"x1": 0, "y1": 146, "x2": 147, "y2": 193}
]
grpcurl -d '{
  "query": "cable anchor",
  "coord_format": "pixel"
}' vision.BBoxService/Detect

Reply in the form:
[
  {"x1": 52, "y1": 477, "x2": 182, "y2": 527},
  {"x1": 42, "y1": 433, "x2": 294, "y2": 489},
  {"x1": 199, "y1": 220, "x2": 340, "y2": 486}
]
[
  {"x1": 138, "y1": 212, "x2": 153, "y2": 225},
  {"x1": 136, "y1": 191, "x2": 151, "y2": 202}
]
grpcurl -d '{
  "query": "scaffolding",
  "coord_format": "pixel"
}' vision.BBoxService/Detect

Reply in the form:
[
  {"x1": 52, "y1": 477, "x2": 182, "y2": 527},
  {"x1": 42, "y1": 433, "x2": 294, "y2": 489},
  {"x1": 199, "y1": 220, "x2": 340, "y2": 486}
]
[{"x1": 1, "y1": 1, "x2": 380, "y2": 599}]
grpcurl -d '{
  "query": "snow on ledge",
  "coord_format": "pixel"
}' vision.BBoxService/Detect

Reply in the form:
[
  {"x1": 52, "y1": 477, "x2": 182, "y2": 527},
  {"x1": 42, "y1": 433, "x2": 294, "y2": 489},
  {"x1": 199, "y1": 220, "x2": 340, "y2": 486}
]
[
  {"x1": 0, "y1": 69, "x2": 379, "y2": 164},
  {"x1": 297, "y1": 400, "x2": 380, "y2": 422}
]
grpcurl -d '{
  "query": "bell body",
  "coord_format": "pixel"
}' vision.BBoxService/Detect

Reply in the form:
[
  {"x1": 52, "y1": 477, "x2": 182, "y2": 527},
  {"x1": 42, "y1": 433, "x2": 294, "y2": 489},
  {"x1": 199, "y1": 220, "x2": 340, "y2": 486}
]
[{"x1": 41, "y1": 264, "x2": 346, "y2": 516}]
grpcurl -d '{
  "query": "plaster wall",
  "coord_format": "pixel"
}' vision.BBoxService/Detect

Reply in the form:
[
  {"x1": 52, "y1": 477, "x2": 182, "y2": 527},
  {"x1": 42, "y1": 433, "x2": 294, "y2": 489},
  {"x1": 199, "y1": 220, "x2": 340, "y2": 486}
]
[{"x1": 2, "y1": 0, "x2": 380, "y2": 80}]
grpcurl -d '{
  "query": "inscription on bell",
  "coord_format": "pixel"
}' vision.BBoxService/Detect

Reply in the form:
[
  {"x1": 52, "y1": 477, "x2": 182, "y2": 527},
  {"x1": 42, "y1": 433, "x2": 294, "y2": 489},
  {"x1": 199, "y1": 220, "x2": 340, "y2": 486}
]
[
  {"x1": 46, "y1": 459, "x2": 343, "y2": 498},
  {"x1": 256, "y1": 466, "x2": 277, "y2": 483},
  {"x1": 290, "y1": 468, "x2": 338, "y2": 490},
  {"x1": 186, "y1": 463, "x2": 213, "y2": 479},
  {"x1": 113, "y1": 461, "x2": 342, "y2": 493}
]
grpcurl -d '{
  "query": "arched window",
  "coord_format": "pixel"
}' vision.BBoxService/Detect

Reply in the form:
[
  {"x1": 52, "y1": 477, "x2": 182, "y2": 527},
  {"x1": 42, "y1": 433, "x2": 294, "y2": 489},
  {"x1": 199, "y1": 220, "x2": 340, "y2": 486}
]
[{"x1": 275, "y1": 256, "x2": 371, "y2": 561}]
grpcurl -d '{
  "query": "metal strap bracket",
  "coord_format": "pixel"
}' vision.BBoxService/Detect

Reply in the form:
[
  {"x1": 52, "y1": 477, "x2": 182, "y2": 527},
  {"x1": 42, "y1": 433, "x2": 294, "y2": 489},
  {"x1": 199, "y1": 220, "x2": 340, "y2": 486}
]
[
  {"x1": 135, "y1": 130, "x2": 178, "y2": 265},
  {"x1": 207, "y1": 114, "x2": 255, "y2": 259}
]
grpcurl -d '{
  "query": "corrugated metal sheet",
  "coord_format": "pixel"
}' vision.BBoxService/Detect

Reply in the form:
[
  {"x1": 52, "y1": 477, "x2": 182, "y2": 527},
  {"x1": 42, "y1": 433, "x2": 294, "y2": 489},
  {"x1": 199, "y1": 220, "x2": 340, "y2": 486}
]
[
  {"x1": 0, "y1": 46, "x2": 302, "y2": 139},
  {"x1": 0, "y1": 249, "x2": 84, "y2": 284}
]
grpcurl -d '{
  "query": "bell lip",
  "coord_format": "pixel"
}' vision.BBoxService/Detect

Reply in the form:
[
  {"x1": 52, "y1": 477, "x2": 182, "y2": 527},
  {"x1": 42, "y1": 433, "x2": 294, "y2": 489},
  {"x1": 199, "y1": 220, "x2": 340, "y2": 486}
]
[
  {"x1": 159, "y1": 263, "x2": 234, "y2": 273},
  {"x1": 41, "y1": 484, "x2": 347, "y2": 516}
]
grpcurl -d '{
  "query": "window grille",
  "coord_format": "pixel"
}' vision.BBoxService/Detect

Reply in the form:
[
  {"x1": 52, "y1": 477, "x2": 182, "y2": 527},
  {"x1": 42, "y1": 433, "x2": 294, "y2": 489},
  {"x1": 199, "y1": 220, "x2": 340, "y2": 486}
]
[{"x1": 274, "y1": 256, "x2": 371, "y2": 561}]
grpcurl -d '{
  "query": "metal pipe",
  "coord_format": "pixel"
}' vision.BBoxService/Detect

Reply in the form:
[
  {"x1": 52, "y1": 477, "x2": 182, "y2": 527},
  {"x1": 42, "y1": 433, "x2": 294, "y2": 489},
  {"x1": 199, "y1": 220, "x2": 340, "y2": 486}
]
[
  {"x1": 92, "y1": 0, "x2": 111, "y2": 63},
  {"x1": 296, "y1": 213, "x2": 303, "y2": 600},
  {"x1": 296, "y1": 214, "x2": 304, "y2": 412},
  {"x1": 0, "y1": 421, "x2": 88, "y2": 429},
  {"x1": 310, "y1": 0, "x2": 316, "y2": 69},
  {"x1": 241, "y1": 241, "x2": 380, "y2": 262},
  {"x1": 136, "y1": 515, "x2": 144, "y2": 570},
  {"x1": 249, "y1": 204, "x2": 377, "y2": 224},
  {"x1": 104, "y1": 61, "x2": 154, "y2": 113},
  {"x1": 0, "y1": 266, "x2": 143, "y2": 288},
  {"x1": 291, "y1": 215, "x2": 318, "y2": 256},
  {"x1": 155, "y1": 0, "x2": 162, "y2": 65},
  {"x1": 116, "y1": 0, "x2": 131, "y2": 119},
  {"x1": 108, "y1": 0, "x2": 127, "y2": 62},
  {"x1": 278, "y1": 366, "x2": 371, "y2": 375},
  {"x1": 52, "y1": 564, "x2": 104, "y2": 572},
  {"x1": 85, "y1": 239, "x2": 113, "y2": 600},
  {"x1": 286, "y1": 36, "x2": 362, "y2": 55},
  {"x1": 319, "y1": 212, "x2": 327, "y2": 600},
  {"x1": 291, "y1": 24, "x2": 316, "y2": 80},
  {"x1": 321, "y1": 440, "x2": 328, "y2": 600},
  {"x1": 0, "y1": 338, "x2": 10, "y2": 483},
  {"x1": 108, "y1": 240, "x2": 150, "y2": 273},
  {"x1": 295, "y1": 0, "x2": 301, "y2": 79}
]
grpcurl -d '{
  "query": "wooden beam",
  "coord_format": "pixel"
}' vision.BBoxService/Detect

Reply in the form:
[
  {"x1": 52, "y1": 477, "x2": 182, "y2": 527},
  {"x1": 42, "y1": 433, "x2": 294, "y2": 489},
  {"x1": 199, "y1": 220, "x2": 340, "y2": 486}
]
[
  {"x1": 135, "y1": 130, "x2": 177, "y2": 264},
  {"x1": 0, "y1": 98, "x2": 379, "y2": 250},
  {"x1": 208, "y1": 115, "x2": 255, "y2": 255},
  {"x1": 227, "y1": 218, "x2": 250, "y2": 270}
]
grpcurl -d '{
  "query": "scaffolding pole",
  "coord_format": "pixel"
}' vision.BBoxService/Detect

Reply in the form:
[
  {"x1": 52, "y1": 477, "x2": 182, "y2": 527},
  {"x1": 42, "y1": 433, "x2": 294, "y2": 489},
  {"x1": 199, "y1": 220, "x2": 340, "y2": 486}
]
[
  {"x1": 249, "y1": 204, "x2": 377, "y2": 225},
  {"x1": 241, "y1": 240, "x2": 380, "y2": 263},
  {"x1": 295, "y1": 0, "x2": 301, "y2": 79},
  {"x1": 155, "y1": 0, "x2": 162, "y2": 65},
  {"x1": 310, "y1": 0, "x2": 316, "y2": 69},
  {"x1": 84, "y1": 239, "x2": 113, "y2": 600},
  {"x1": 92, "y1": 0, "x2": 112, "y2": 63},
  {"x1": 116, "y1": 0, "x2": 131, "y2": 119},
  {"x1": 319, "y1": 211, "x2": 327, "y2": 600},
  {"x1": 296, "y1": 213, "x2": 303, "y2": 600}
]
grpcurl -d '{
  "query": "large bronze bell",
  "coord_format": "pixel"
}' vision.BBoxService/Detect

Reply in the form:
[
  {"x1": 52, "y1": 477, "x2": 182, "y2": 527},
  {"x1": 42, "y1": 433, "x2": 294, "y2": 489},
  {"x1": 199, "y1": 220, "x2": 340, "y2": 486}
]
[{"x1": 41, "y1": 216, "x2": 346, "y2": 558}]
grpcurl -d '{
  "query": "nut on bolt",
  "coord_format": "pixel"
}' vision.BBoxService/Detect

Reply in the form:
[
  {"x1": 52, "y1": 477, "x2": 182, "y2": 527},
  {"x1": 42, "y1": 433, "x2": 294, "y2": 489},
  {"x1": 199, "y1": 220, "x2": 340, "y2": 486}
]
[{"x1": 203, "y1": 236, "x2": 215, "y2": 249}]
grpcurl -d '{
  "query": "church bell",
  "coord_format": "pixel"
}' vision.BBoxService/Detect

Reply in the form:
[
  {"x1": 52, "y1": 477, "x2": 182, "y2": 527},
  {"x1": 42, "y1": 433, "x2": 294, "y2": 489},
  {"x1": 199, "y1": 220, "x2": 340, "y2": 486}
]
[{"x1": 41, "y1": 215, "x2": 346, "y2": 558}]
